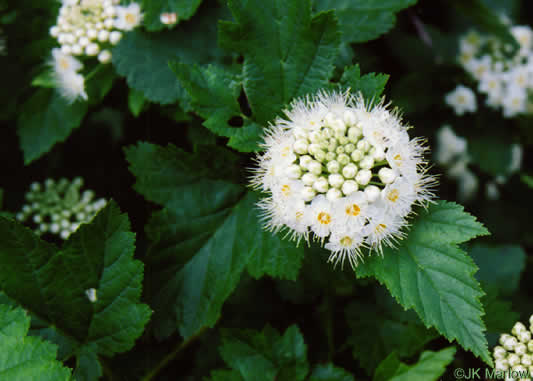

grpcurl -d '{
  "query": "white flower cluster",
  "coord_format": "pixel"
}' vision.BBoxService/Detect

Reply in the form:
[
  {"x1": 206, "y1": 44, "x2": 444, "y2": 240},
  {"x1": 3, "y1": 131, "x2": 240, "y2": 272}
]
[
  {"x1": 493, "y1": 316, "x2": 533, "y2": 380},
  {"x1": 48, "y1": 0, "x2": 143, "y2": 102},
  {"x1": 435, "y1": 125, "x2": 523, "y2": 201},
  {"x1": 16, "y1": 177, "x2": 107, "y2": 240},
  {"x1": 251, "y1": 91, "x2": 435, "y2": 268},
  {"x1": 448, "y1": 26, "x2": 533, "y2": 118}
]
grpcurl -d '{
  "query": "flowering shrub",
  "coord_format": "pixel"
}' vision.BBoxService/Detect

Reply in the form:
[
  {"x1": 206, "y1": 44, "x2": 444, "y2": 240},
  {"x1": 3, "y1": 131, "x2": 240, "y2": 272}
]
[{"x1": 0, "y1": 0, "x2": 531, "y2": 380}]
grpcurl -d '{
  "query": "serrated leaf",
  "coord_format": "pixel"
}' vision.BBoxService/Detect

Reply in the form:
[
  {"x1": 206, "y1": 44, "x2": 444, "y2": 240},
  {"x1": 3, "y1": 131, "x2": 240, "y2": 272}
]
[
  {"x1": 374, "y1": 347, "x2": 456, "y2": 381},
  {"x1": 346, "y1": 288, "x2": 438, "y2": 375},
  {"x1": 0, "y1": 305, "x2": 72, "y2": 380},
  {"x1": 356, "y1": 201, "x2": 492, "y2": 365},
  {"x1": 112, "y1": 5, "x2": 227, "y2": 104},
  {"x1": 219, "y1": 0, "x2": 340, "y2": 124},
  {"x1": 125, "y1": 143, "x2": 304, "y2": 339},
  {"x1": 339, "y1": 64, "x2": 389, "y2": 100},
  {"x1": 314, "y1": 0, "x2": 417, "y2": 44},
  {"x1": 171, "y1": 62, "x2": 263, "y2": 152},
  {"x1": 141, "y1": 0, "x2": 202, "y2": 31},
  {"x1": 469, "y1": 244, "x2": 525, "y2": 296},
  {"x1": 17, "y1": 88, "x2": 88, "y2": 164},
  {"x1": 219, "y1": 325, "x2": 308, "y2": 381},
  {"x1": 0, "y1": 202, "x2": 151, "y2": 377},
  {"x1": 128, "y1": 88, "x2": 146, "y2": 117},
  {"x1": 308, "y1": 363, "x2": 354, "y2": 381}
]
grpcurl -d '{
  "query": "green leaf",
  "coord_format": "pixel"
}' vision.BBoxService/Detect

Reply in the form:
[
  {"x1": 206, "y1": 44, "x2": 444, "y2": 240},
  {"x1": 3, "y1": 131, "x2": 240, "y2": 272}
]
[
  {"x1": 521, "y1": 174, "x2": 533, "y2": 188},
  {"x1": 128, "y1": 88, "x2": 146, "y2": 117},
  {"x1": 124, "y1": 143, "x2": 304, "y2": 339},
  {"x1": 0, "y1": 305, "x2": 72, "y2": 380},
  {"x1": 112, "y1": 5, "x2": 227, "y2": 104},
  {"x1": 356, "y1": 201, "x2": 492, "y2": 365},
  {"x1": 469, "y1": 244, "x2": 526, "y2": 296},
  {"x1": 206, "y1": 370, "x2": 244, "y2": 381},
  {"x1": 219, "y1": 0, "x2": 340, "y2": 124},
  {"x1": 17, "y1": 88, "x2": 88, "y2": 164},
  {"x1": 482, "y1": 286, "x2": 519, "y2": 336},
  {"x1": 468, "y1": 135, "x2": 514, "y2": 176},
  {"x1": 314, "y1": 0, "x2": 417, "y2": 44},
  {"x1": 171, "y1": 62, "x2": 263, "y2": 152},
  {"x1": 0, "y1": 202, "x2": 152, "y2": 376},
  {"x1": 374, "y1": 347, "x2": 456, "y2": 381},
  {"x1": 219, "y1": 325, "x2": 308, "y2": 381},
  {"x1": 31, "y1": 69, "x2": 56, "y2": 88},
  {"x1": 308, "y1": 363, "x2": 354, "y2": 381},
  {"x1": 141, "y1": 0, "x2": 202, "y2": 31},
  {"x1": 339, "y1": 64, "x2": 389, "y2": 100},
  {"x1": 346, "y1": 288, "x2": 438, "y2": 375}
]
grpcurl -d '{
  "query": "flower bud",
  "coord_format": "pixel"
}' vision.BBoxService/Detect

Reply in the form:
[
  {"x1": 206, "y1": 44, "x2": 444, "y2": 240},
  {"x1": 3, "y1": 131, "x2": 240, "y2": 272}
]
[
  {"x1": 299, "y1": 155, "x2": 312, "y2": 169},
  {"x1": 359, "y1": 156, "x2": 374, "y2": 169},
  {"x1": 337, "y1": 153, "x2": 350, "y2": 165},
  {"x1": 495, "y1": 359, "x2": 509, "y2": 371},
  {"x1": 514, "y1": 322, "x2": 527, "y2": 336},
  {"x1": 522, "y1": 354, "x2": 532, "y2": 366},
  {"x1": 357, "y1": 139, "x2": 370, "y2": 152},
  {"x1": 493, "y1": 346, "x2": 506, "y2": 359},
  {"x1": 342, "y1": 180, "x2": 358, "y2": 196},
  {"x1": 508, "y1": 353, "x2": 520, "y2": 367},
  {"x1": 98, "y1": 50, "x2": 112, "y2": 64},
  {"x1": 291, "y1": 139, "x2": 308, "y2": 155},
  {"x1": 50, "y1": 26, "x2": 60, "y2": 37},
  {"x1": 109, "y1": 31, "x2": 122, "y2": 45},
  {"x1": 61, "y1": 45, "x2": 73, "y2": 54},
  {"x1": 301, "y1": 186, "x2": 316, "y2": 202},
  {"x1": 314, "y1": 149, "x2": 326, "y2": 162},
  {"x1": 515, "y1": 342, "x2": 527, "y2": 355},
  {"x1": 326, "y1": 188, "x2": 342, "y2": 201},
  {"x1": 85, "y1": 43, "x2": 100, "y2": 56},
  {"x1": 351, "y1": 149, "x2": 363, "y2": 162},
  {"x1": 327, "y1": 160, "x2": 340, "y2": 174},
  {"x1": 313, "y1": 177, "x2": 329, "y2": 193},
  {"x1": 98, "y1": 29, "x2": 110, "y2": 42},
  {"x1": 343, "y1": 110, "x2": 357, "y2": 126},
  {"x1": 286, "y1": 164, "x2": 302, "y2": 179},
  {"x1": 344, "y1": 143, "x2": 355, "y2": 153},
  {"x1": 503, "y1": 336, "x2": 518, "y2": 351},
  {"x1": 364, "y1": 185, "x2": 380, "y2": 202},
  {"x1": 308, "y1": 161, "x2": 322, "y2": 175},
  {"x1": 87, "y1": 28, "x2": 98, "y2": 39},
  {"x1": 105, "y1": 18, "x2": 115, "y2": 29},
  {"x1": 65, "y1": 33, "x2": 75, "y2": 44},
  {"x1": 309, "y1": 131, "x2": 321, "y2": 143},
  {"x1": 378, "y1": 167, "x2": 396, "y2": 184},
  {"x1": 519, "y1": 330, "x2": 531, "y2": 343},
  {"x1": 78, "y1": 36, "x2": 90, "y2": 47},
  {"x1": 372, "y1": 147, "x2": 386, "y2": 161},
  {"x1": 301, "y1": 173, "x2": 317, "y2": 186},
  {"x1": 71, "y1": 44, "x2": 83, "y2": 55},
  {"x1": 348, "y1": 126, "x2": 362, "y2": 141},
  {"x1": 326, "y1": 152, "x2": 336, "y2": 161},
  {"x1": 355, "y1": 169, "x2": 372, "y2": 186},
  {"x1": 342, "y1": 163, "x2": 358, "y2": 179},
  {"x1": 328, "y1": 174, "x2": 344, "y2": 188}
]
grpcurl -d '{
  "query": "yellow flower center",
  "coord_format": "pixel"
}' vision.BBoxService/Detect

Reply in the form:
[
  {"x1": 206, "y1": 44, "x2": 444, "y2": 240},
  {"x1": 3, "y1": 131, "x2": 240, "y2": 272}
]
[
  {"x1": 295, "y1": 211, "x2": 303, "y2": 220},
  {"x1": 387, "y1": 189, "x2": 399, "y2": 202},
  {"x1": 345, "y1": 203, "x2": 360, "y2": 216},
  {"x1": 125, "y1": 12, "x2": 136, "y2": 24},
  {"x1": 393, "y1": 154, "x2": 402, "y2": 167},
  {"x1": 317, "y1": 212, "x2": 331, "y2": 225},
  {"x1": 457, "y1": 95, "x2": 466, "y2": 104},
  {"x1": 281, "y1": 184, "x2": 291, "y2": 196},
  {"x1": 59, "y1": 58, "x2": 70, "y2": 70},
  {"x1": 281, "y1": 146, "x2": 291, "y2": 157},
  {"x1": 340, "y1": 236, "x2": 352, "y2": 247},
  {"x1": 375, "y1": 223, "x2": 387, "y2": 233}
]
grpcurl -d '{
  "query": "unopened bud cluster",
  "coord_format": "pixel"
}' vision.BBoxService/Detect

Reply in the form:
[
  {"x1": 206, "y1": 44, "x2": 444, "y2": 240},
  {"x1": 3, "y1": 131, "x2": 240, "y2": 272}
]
[
  {"x1": 251, "y1": 90, "x2": 435, "y2": 268},
  {"x1": 16, "y1": 178, "x2": 107, "y2": 240},
  {"x1": 447, "y1": 25, "x2": 533, "y2": 118},
  {"x1": 48, "y1": 0, "x2": 143, "y2": 102},
  {"x1": 493, "y1": 316, "x2": 533, "y2": 380}
]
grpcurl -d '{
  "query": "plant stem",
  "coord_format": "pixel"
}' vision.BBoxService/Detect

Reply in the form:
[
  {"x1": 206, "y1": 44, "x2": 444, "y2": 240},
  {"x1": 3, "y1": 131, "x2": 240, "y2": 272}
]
[{"x1": 140, "y1": 327, "x2": 208, "y2": 381}]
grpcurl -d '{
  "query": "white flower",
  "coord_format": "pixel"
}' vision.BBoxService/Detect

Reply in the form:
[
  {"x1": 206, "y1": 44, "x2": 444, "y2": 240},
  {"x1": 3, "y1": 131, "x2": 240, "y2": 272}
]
[
  {"x1": 51, "y1": 48, "x2": 83, "y2": 74},
  {"x1": 56, "y1": 70, "x2": 88, "y2": 103},
  {"x1": 434, "y1": 125, "x2": 467, "y2": 166},
  {"x1": 445, "y1": 85, "x2": 477, "y2": 115},
  {"x1": 115, "y1": 3, "x2": 143, "y2": 31},
  {"x1": 160, "y1": 12, "x2": 178, "y2": 25},
  {"x1": 502, "y1": 86, "x2": 527, "y2": 117},
  {"x1": 251, "y1": 90, "x2": 435, "y2": 268}
]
